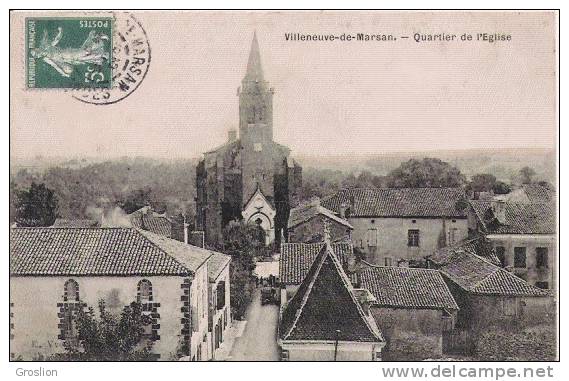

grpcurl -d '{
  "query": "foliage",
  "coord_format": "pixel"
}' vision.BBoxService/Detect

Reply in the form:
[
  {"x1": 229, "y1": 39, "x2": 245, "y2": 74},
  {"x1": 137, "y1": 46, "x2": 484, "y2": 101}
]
[
  {"x1": 519, "y1": 166, "x2": 537, "y2": 184},
  {"x1": 492, "y1": 180, "x2": 512, "y2": 195},
  {"x1": 63, "y1": 300, "x2": 155, "y2": 361},
  {"x1": 385, "y1": 158, "x2": 466, "y2": 188},
  {"x1": 221, "y1": 221, "x2": 266, "y2": 319},
  {"x1": 467, "y1": 173, "x2": 497, "y2": 193},
  {"x1": 119, "y1": 187, "x2": 153, "y2": 214},
  {"x1": 473, "y1": 324, "x2": 557, "y2": 361},
  {"x1": 9, "y1": 158, "x2": 197, "y2": 223},
  {"x1": 14, "y1": 182, "x2": 58, "y2": 227}
]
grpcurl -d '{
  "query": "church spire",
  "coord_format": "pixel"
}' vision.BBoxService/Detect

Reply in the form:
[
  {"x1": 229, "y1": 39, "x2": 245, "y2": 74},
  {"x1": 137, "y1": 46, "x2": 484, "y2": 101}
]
[{"x1": 244, "y1": 31, "x2": 264, "y2": 82}]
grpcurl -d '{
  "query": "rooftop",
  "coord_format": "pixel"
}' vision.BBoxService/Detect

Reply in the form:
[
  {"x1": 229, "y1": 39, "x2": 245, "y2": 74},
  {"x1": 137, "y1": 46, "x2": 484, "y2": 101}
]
[
  {"x1": 207, "y1": 251, "x2": 231, "y2": 282},
  {"x1": 430, "y1": 248, "x2": 549, "y2": 297},
  {"x1": 431, "y1": 237, "x2": 501, "y2": 267},
  {"x1": 288, "y1": 199, "x2": 353, "y2": 230},
  {"x1": 470, "y1": 200, "x2": 556, "y2": 235},
  {"x1": 10, "y1": 227, "x2": 212, "y2": 277},
  {"x1": 280, "y1": 243, "x2": 383, "y2": 343},
  {"x1": 358, "y1": 264, "x2": 458, "y2": 311},
  {"x1": 129, "y1": 206, "x2": 175, "y2": 238},
  {"x1": 321, "y1": 188, "x2": 467, "y2": 218},
  {"x1": 280, "y1": 242, "x2": 353, "y2": 285}
]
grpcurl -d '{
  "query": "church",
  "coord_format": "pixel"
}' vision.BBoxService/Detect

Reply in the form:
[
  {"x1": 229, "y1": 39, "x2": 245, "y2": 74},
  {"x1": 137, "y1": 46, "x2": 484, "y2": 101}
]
[{"x1": 196, "y1": 33, "x2": 302, "y2": 247}]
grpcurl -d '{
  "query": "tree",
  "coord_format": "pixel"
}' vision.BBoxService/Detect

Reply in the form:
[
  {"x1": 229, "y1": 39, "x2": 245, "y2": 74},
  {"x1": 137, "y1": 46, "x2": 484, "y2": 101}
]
[
  {"x1": 61, "y1": 300, "x2": 155, "y2": 361},
  {"x1": 120, "y1": 188, "x2": 153, "y2": 214},
  {"x1": 519, "y1": 166, "x2": 536, "y2": 184},
  {"x1": 493, "y1": 181, "x2": 512, "y2": 195},
  {"x1": 222, "y1": 221, "x2": 266, "y2": 319},
  {"x1": 468, "y1": 173, "x2": 497, "y2": 193},
  {"x1": 385, "y1": 158, "x2": 466, "y2": 188},
  {"x1": 14, "y1": 182, "x2": 58, "y2": 227}
]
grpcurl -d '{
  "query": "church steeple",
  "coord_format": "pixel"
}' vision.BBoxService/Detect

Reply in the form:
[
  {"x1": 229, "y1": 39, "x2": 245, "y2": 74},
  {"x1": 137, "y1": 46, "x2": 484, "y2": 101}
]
[
  {"x1": 238, "y1": 32, "x2": 274, "y2": 142},
  {"x1": 244, "y1": 31, "x2": 264, "y2": 82}
]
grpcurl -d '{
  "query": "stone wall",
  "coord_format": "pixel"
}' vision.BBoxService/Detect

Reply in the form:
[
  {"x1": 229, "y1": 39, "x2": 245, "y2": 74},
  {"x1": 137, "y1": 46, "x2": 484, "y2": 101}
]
[
  {"x1": 371, "y1": 307, "x2": 445, "y2": 360},
  {"x1": 348, "y1": 217, "x2": 468, "y2": 266}
]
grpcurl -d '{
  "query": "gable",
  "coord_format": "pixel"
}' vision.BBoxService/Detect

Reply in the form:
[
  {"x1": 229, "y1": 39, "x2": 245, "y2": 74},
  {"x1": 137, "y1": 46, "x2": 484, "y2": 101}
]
[{"x1": 280, "y1": 244, "x2": 382, "y2": 343}]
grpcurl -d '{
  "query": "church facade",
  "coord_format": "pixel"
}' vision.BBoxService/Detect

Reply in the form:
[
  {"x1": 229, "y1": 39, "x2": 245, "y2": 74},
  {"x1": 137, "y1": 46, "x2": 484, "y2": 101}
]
[{"x1": 196, "y1": 33, "x2": 302, "y2": 247}]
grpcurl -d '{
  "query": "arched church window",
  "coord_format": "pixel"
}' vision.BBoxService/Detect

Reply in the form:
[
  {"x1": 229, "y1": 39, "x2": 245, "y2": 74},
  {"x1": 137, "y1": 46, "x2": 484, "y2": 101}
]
[
  {"x1": 138, "y1": 279, "x2": 153, "y2": 303},
  {"x1": 64, "y1": 279, "x2": 79, "y2": 302}
]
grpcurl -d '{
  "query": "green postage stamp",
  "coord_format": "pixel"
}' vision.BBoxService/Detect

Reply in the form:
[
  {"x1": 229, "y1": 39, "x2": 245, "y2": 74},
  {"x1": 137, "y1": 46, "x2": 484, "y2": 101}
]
[{"x1": 26, "y1": 17, "x2": 113, "y2": 89}]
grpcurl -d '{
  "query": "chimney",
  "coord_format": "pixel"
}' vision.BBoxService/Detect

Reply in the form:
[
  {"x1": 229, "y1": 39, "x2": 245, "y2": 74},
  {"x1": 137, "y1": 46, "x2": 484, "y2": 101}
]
[
  {"x1": 323, "y1": 219, "x2": 331, "y2": 244},
  {"x1": 491, "y1": 199, "x2": 507, "y2": 224},
  {"x1": 183, "y1": 215, "x2": 189, "y2": 245},
  {"x1": 339, "y1": 202, "x2": 349, "y2": 219},
  {"x1": 228, "y1": 129, "x2": 237, "y2": 143},
  {"x1": 352, "y1": 289, "x2": 376, "y2": 315}
]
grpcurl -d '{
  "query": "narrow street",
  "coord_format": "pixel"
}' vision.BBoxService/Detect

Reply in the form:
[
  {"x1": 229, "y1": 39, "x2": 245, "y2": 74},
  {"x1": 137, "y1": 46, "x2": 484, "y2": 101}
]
[{"x1": 228, "y1": 288, "x2": 280, "y2": 361}]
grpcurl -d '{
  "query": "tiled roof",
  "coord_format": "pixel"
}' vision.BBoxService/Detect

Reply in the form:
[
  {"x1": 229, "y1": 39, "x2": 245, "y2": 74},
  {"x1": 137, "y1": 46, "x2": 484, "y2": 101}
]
[
  {"x1": 10, "y1": 227, "x2": 211, "y2": 276},
  {"x1": 431, "y1": 238, "x2": 501, "y2": 267},
  {"x1": 432, "y1": 249, "x2": 548, "y2": 297},
  {"x1": 129, "y1": 207, "x2": 173, "y2": 238},
  {"x1": 522, "y1": 184, "x2": 555, "y2": 203},
  {"x1": 280, "y1": 243, "x2": 383, "y2": 343},
  {"x1": 321, "y1": 188, "x2": 467, "y2": 218},
  {"x1": 52, "y1": 219, "x2": 100, "y2": 228},
  {"x1": 288, "y1": 201, "x2": 353, "y2": 230},
  {"x1": 470, "y1": 201, "x2": 556, "y2": 235},
  {"x1": 280, "y1": 242, "x2": 352, "y2": 285},
  {"x1": 358, "y1": 264, "x2": 458, "y2": 310},
  {"x1": 137, "y1": 230, "x2": 212, "y2": 273},
  {"x1": 208, "y1": 252, "x2": 231, "y2": 282}
]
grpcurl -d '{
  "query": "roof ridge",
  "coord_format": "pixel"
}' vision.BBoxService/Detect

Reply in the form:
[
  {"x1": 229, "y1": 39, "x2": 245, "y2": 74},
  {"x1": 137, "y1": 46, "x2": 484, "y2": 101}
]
[{"x1": 360, "y1": 260, "x2": 440, "y2": 272}]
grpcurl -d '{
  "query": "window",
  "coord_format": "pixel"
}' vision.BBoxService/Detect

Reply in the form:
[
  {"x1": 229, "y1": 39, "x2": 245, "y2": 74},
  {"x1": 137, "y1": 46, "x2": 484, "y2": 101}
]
[
  {"x1": 216, "y1": 281, "x2": 226, "y2": 310},
  {"x1": 254, "y1": 143, "x2": 263, "y2": 152},
  {"x1": 441, "y1": 310, "x2": 453, "y2": 332},
  {"x1": 448, "y1": 228, "x2": 459, "y2": 245},
  {"x1": 514, "y1": 247, "x2": 527, "y2": 268},
  {"x1": 367, "y1": 228, "x2": 378, "y2": 247},
  {"x1": 64, "y1": 279, "x2": 79, "y2": 302},
  {"x1": 536, "y1": 248, "x2": 549, "y2": 269},
  {"x1": 503, "y1": 298, "x2": 516, "y2": 316},
  {"x1": 408, "y1": 229, "x2": 420, "y2": 247},
  {"x1": 535, "y1": 281, "x2": 549, "y2": 289},
  {"x1": 62, "y1": 279, "x2": 80, "y2": 346},
  {"x1": 137, "y1": 279, "x2": 152, "y2": 303},
  {"x1": 281, "y1": 349, "x2": 290, "y2": 361},
  {"x1": 495, "y1": 246, "x2": 506, "y2": 267},
  {"x1": 384, "y1": 257, "x2": 393, "y2": 267}
]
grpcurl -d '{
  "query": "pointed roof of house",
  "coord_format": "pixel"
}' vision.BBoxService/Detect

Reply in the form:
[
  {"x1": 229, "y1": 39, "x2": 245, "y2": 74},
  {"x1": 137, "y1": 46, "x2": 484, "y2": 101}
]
[
  {"x1": 244, "y1": 31, "x2": 264, "y2": 82},
  {"x1": 280, "y1": 242, "x2": 383, "y2": 343},
  {"x1": 431, "y1": 246, "x2": 549, "y2": 297}
]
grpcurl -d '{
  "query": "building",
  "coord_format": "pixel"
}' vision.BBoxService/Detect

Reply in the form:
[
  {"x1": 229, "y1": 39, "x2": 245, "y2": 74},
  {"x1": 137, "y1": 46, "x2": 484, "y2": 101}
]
[
  {"x1": 321, "y1": 188, "x2": 468, "y2": 266},
  {"x1": 129, "y1": 206, "x2": 184, "y2": 241},
  {"x1": 196, "y1": 32, "x2": 302, "y2": 247},
  {"x1": 357, "y1": 264, "x2": 459, "y2": 360},
  {"x1": 9, "y1": 227, "x2": 224, "y2": 361},
  {"x1": 469, "y1": 199, "x2": 556, "y2": 290},
  {"x1": 207, "y1": 252, "x2": 232, "y2": 359},
  {"x1": 278, "y1": 241, "x2": 385, "y2": 361},
  {"x1": 287, "y1": 198, "x2": 353, "y2": 243},
  {"x1": 427, "y1": 243, "x2": 553, "y2": 352},
  {"x1": 279, "y1": 241, "x2": 354, "y2": 303}
]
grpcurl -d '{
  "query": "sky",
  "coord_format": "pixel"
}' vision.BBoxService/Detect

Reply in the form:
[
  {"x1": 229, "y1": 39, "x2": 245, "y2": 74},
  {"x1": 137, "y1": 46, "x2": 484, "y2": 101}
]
[{"x1": 10, "y1": 11, "x2": 557, "y2": 159}]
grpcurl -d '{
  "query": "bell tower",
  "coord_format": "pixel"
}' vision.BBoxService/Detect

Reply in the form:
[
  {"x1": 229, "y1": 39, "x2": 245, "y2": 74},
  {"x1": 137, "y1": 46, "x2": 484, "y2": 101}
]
[{"x1": 238, "y1": 31, "x2": 274, "y2": 143}]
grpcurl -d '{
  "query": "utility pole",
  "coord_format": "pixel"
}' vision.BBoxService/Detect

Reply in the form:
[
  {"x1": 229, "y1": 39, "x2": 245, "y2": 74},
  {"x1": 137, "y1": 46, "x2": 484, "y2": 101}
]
[{"x1": 334, "y1": 329, "x2": 341, "y2": 361}]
